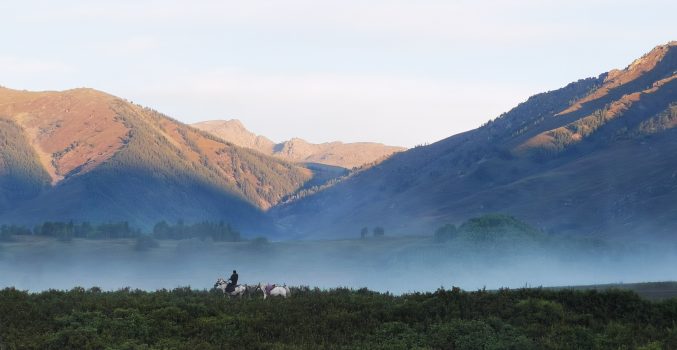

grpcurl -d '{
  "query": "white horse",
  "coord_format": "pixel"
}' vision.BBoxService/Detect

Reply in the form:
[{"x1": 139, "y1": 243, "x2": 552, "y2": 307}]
[
  {"x1": 214, "y1": 277, "x2": 246, "y2": 298},
  {"x1": 258, "y1": 282, "x2": 291, "y2": 299}
]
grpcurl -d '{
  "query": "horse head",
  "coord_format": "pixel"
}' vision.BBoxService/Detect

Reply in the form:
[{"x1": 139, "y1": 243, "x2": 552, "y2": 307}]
[{"x1": 214, "y1": 277, "x2": 226, "y2": 288}]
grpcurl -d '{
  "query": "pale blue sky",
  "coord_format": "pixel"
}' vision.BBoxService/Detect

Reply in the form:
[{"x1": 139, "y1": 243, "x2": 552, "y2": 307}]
[{"x1": 0, "y1": 0, "x2": 674, "y2": 147}]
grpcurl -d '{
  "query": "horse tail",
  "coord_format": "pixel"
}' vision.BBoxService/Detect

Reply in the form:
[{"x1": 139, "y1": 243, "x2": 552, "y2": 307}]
[{"x1": 285, "y1": 286, "x2": 291, "y2": 297}]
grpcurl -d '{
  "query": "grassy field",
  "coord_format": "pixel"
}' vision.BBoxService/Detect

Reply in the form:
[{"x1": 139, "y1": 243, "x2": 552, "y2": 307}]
[{"x1": 1, "y1": 285, "x2": 676, "y2": 349}]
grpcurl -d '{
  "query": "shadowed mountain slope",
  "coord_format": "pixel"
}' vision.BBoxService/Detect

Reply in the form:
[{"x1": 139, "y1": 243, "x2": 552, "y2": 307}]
[
  {"x1": 273, "y1": 41, "x2": 677, "y2": 240},
  {"x1": 0, "y1": 87, "x2": 312, "y2": 232},
  {"x1": 193, "y1": 120, "x2": 405, "y2": 169}
]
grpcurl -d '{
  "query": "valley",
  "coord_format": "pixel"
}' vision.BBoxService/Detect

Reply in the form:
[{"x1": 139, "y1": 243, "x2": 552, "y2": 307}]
[
  {"x1": 2, "y1": 220, "x2": 676, "y2": 294},
  {"x1": 1, "y1": 2, "x2": 674, "y2": 349}
]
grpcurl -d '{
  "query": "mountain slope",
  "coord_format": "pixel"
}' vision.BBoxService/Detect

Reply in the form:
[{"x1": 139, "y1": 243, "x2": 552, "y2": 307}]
[
  {"x1": 0, "y1": 87, "x2": 312, "y2": 232},
  {"x1": 273, "y1": 41, "x2": 677, "y2": 240},
  {"x1": 0, "y1": 118, "x2": 51, "y2": 208},
  {"x1": 193, "y1": 120, "x2": 405, "y2": 169}
]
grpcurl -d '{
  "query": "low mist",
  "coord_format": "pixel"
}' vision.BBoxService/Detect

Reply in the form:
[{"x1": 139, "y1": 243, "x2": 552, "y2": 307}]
[{"x1": 2, "y1": 230, "x2": 676, "y2": 294}]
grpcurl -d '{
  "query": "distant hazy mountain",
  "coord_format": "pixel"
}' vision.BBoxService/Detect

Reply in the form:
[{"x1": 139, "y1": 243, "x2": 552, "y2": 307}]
[
  {"x1": 0, "y1": 87, "x2": 312, "y2": 232},
  {"x1": 273, "y1": 41, "x2": 677, "y2": 240},
  {"x1": 193, "y1": 120, "x2": 405, "y2": 169}
]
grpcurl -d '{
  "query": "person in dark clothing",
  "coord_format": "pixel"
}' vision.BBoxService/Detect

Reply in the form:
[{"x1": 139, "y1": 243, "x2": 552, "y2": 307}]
[{"x1": 226, "y1": 270, "x2": 238, "y2": 293}]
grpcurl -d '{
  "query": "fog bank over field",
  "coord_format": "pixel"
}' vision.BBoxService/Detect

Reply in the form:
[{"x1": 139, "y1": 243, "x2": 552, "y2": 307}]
[{"x1": 1, "y1": 234, "x2": 676, "y2": 294}]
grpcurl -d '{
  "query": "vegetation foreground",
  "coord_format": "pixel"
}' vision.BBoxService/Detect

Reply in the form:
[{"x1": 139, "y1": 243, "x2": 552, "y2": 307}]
[{"x1": 1, "y1": 286, "x2": 676, "y2": 349}]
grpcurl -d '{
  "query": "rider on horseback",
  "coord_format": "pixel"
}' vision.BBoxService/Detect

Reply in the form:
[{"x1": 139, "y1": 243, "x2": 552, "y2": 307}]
[{"x1": 226, "y1": 270, "x2": 238, "y2": 293}]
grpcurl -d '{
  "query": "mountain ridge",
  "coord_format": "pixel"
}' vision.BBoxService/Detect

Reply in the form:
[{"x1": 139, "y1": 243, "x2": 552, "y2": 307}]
[
  {"x1": 1, "y1": 42, "x2": 675, "y2": 240},
  {"x1": 0, "y1": 87, "x2": 313, "y2": 232},
  {"x1": 193, "y1": 119, "x2": 405, "y2": 169},
  {"x1": 272, "y1": 41, "x2": 677, "y2": 240}
]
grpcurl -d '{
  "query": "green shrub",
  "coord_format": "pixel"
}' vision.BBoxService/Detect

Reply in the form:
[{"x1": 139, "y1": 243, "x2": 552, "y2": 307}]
[{"x1": 0, "y1": 286, "x2": 674, "y2": 349}]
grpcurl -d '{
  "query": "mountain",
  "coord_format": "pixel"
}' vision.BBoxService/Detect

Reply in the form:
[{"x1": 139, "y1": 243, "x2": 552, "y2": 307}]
[
  {"x1": 273, "y1": 41, "x2": 677, "y2": 240},
  {"x1": 192, "y1": 119, "x2": 276, "y2": 155},
  {"x1": 192, "y1": 120, "x2": 405, "y2": 169},
  {"x1": 0, "y1": 87, "x2": 313, "y2": 232}
]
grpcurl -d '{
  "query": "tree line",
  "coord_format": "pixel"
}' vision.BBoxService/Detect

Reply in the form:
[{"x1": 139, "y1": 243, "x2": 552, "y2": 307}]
[
  {"x1": 0, "y1": 220, "x2": 240, "y2": 242},
  {"x1": 360, "y1": 226, "x2": 386, "y2": 239},
  {"x1": 151, "y1": 220, "x2": 240, "y2": 242}
]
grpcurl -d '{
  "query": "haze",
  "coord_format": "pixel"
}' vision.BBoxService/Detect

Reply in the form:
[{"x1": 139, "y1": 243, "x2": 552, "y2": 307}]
[
  {"x1": 2, "y1": 235, "x2": 676, "y2": 294},
  {"x1": 1, "y1": 0, "x2": 675, "y2": 147}
]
